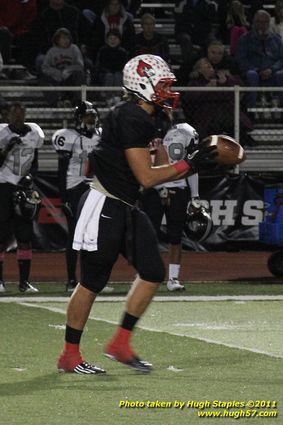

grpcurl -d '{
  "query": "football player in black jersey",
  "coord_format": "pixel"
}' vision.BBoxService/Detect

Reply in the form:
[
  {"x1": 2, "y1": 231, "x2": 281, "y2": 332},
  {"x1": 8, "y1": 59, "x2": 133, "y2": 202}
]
[
  {"x1": 0, "y1": 102, "x2": 44, "y2": 293},
  {"x1": 57, "y1": 54, "x2": 217, "y2": 374}
]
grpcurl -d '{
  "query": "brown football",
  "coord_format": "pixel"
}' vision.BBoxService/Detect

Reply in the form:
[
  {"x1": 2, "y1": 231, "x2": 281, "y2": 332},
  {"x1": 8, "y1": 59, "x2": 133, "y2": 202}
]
[{"x1": 207, "y1": 135, "x2": 246, "y2": 166}]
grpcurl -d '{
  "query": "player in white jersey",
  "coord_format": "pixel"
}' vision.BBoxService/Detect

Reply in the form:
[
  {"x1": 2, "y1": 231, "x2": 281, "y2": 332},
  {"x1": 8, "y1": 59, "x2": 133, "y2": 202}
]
[
  {"x1": 0, "y1": 102, "x2": 44, "y2": 293},
  {"x1": 52, "y1": 101, "x2": 107, "y2": 292},
  {"x1": 142, "y1": 122, "x2": 206, "y2": 291}
]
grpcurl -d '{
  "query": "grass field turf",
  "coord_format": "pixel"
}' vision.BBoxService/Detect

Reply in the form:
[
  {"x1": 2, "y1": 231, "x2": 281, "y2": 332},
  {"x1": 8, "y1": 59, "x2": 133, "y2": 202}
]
[{"x1": 1, "y1": 282, "x2": 282, "y2": 425}]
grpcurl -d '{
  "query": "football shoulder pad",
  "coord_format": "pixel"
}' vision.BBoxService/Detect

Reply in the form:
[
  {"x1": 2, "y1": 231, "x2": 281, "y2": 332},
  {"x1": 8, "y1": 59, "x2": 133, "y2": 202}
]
[
  {"x1": 26, "y1": 122, "x2": 45, "y2": 145},
  {"x1": 52, "y1": 128, "x2": 77, "y2": 152}
]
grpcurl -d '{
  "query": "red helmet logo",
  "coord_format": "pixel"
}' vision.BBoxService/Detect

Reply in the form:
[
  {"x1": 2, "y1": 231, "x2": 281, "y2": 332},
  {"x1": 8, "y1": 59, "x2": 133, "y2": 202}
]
[{"x1": 136, "y1": 59, "x2": 154, "y2": 78}]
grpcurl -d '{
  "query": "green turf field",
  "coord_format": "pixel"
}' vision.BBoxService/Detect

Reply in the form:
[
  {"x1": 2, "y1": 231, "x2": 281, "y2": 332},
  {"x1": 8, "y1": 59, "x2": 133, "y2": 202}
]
[{"x1": 0, "y1": 283, "x2": 282, "y2": 424}]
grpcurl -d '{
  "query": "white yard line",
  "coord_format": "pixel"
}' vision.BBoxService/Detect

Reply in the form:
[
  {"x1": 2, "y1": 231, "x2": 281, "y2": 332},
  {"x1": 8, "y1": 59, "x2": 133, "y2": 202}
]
[
  {"x1": 1, "y1": 295, "x2": 283, "y2": 303},
  {"x1": 16, "y1": 299, "x2": 283, "y2": 360}
]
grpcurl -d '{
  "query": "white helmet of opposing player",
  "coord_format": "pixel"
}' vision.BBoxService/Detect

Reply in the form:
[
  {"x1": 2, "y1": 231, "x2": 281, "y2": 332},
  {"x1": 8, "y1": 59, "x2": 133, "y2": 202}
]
[{"x1": 123, "y1": 54, "x2": 180, "y2": 110}]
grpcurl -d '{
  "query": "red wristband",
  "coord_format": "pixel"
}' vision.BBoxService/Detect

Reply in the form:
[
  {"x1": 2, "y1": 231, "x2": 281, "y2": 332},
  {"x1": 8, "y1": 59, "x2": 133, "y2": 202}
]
[{"x1": 173, "y1": 160, "x2": 190, "y2": 174}]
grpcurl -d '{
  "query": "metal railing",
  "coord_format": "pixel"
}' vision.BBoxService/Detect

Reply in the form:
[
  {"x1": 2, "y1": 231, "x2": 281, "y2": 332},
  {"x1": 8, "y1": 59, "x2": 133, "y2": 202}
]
[{"x1": 2, "y1": 84, "x2": 283, "y2": 173}]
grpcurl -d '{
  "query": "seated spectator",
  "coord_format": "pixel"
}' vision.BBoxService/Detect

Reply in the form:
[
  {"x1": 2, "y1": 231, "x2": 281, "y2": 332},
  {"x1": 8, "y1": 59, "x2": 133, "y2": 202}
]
[
  {"x1": 94, "y1": 29, "x2": 128, "y2": 89},
  {"x1": 182, "y1": 58, "x2": 253, "y2": 146},
  {"x1": 0, "y1": 0, "x2": 37, "y2": 77},
  {"x1": 270, "y1": 1, "x2": 283, "y2": 40},
  {"x1": 179, "y1": 39, "x2": 240, "y2": 86},
  {"x1": 226, "y1": 0, "x2": 249, "y2": 55},
  {"x1": 189, "y1": 39, "x2": 240, "y2": 80},
  {"x1": 133, "y1": 13, "x2": 169, "y2": 61},
  {"x1": 88, "y1": 0, "x2": 136, "y2": 61},
  {"x1": 174, "y1": 0, "x2": 218, "y2": 64},
  {"x1": 32, "y1": 0, "x2": 90, "y2": 71},
  {"x1": 41, "y1": 27, "x2": 85, "y2": 107},
  {"x1": 236, "y1": 10, "x2": 283, "y2": 107}
]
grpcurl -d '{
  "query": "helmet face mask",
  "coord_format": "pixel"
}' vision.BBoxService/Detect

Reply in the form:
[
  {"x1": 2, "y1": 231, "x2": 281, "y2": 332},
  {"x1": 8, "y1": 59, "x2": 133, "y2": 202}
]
[
  {"x1": 152, "y1": 79, "x2": 180, "y2": 110},
  {"x1": 123, "y1": 54, "x2": 180, "y2": 110},
  {"x1": 183, "y1": 206, "x2": 213, "y2": 243},
  {"x1": 75, "y1": 101, "x2": 100, "y2": 136},
  {"x1": 13, "y1": 178, "x2": 41, "y2": 221}
]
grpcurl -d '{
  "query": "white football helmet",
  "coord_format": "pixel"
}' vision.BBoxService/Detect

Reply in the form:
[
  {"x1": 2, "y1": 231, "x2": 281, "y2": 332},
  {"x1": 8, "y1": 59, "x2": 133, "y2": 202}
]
[{"x1": 123, "y1": 54, "x2": 180, "y2": 109}]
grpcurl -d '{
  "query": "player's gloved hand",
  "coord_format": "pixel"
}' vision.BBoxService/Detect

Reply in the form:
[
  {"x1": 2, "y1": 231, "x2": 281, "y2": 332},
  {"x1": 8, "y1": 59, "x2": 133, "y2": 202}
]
[
  {"x1": 187, "y1": 197, "x2": 210, "y2": 215},
  {"x1": 184, "y1": 141, "x2": 218, "y2": 173},
  {"x1": 186, "y1": 137, "x2": 198, "y2": 155},
  {"x1": 187, "y1": 196, "x2": 202, "y2": 213},
  {"x1": 61, "y1": 202, "x2": 74, "y2": 220}
]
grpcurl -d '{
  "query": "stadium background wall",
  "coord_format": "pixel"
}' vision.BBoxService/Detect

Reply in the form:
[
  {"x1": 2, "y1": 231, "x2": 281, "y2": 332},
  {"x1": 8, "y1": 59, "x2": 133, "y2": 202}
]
[{"x1": 24, "y1": 172, "x2": 283, "y2": 252}]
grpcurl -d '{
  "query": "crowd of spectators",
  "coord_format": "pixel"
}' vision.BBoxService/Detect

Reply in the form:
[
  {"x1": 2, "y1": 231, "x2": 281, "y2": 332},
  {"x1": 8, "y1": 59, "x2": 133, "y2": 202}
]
[{"x1": 0, "y1": 0, "x2": 282, "y2": 120}]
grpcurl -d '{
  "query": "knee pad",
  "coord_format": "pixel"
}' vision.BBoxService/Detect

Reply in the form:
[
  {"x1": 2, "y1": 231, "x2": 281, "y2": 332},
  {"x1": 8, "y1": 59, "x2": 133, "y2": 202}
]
[
  {"x1": 80, "y1": 279, "x2": 108, "y2": 294},
  {"x1": 140, "y1": 260, "x2": 166, "y2": 283}
]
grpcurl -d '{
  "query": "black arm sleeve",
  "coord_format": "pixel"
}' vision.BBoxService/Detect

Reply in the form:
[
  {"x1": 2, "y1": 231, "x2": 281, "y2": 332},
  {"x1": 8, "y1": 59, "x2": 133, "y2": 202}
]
[
  {"x1": 30, "y1": 149, "x2": 39, "y2": 176},
  {"x1": 57, "y1": 151, "x2": 71, "y2": 202}
]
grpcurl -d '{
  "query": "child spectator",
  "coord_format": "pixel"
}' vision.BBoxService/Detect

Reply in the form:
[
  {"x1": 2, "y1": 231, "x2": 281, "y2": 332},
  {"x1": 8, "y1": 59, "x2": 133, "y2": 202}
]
[
  {"x1": 89, "y1": 0, "x2": 135, "y2": 61},
  {"x1": 94, "y1": 29, "x2": 128, "y2": 104},
  {"x1": 94, "y1": 29, "x2": 128, "y2": 87},
  {"x1": 182, "y1": 58, "x2": 253, "y2": 145},
  {"x1": 179, "y1": 39, "x2": 240, "y2": 87},
  {"x1": 41, "y1": 27, "x2": 85, "y2": 106},
  {"x1": 189, "y1": 40, "x2": 240, "y2": 81}
]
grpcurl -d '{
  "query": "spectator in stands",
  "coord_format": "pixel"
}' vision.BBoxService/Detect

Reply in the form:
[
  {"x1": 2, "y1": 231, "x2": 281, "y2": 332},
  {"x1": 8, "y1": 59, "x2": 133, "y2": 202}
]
[
  {"x1": 88, "y1": 0, "x2": 136, "y2": 61},
  {"x1": 133, "y1": 13, "x2": 170, "y2": 61},
  {"x1": 174, "y1": 0, "x2": 218, "y2": 64},
  {"x1": 94, "y1": 29, "x2": 128, "y2": 89},
  {"x1": 190, "y1": 40, "x2": 240, "y2": 80},
  {"x1": 32, "y1": 0, "x2": 90, "y2": 72},
  {"x1": 178, "y1": 39, "x2": 239, "y2": 86},
  {"x1": 226, "y1": 1, "x2": 249, "y2": 56},
  {"x1": 0, "y1": 0, "x2": 37, "y2": 78},
  {"x1": 0, "y1": 102, "x2": 44, "y2": 293},
  {"x1": 72, "y1": 0, "x2": 141, "y2": 20},
  {"x1": 236, "y1": 10, "x2": 283, "y2": 108},
  {"x1": 270, "y1": 1, "x2": 283, "y2": 40},
  {"x1": 41, "y1": 27, "x2": 85, "y2": 107},
  {"x1": 182, "y1": 58, "x2": 253, "y2": 145}
]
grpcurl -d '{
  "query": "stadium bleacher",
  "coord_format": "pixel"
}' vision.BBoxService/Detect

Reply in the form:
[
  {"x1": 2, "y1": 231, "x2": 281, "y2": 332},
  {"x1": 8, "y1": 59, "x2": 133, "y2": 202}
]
[{"x1": 0, "y1": 0, "x2": 282, "y2": 172}]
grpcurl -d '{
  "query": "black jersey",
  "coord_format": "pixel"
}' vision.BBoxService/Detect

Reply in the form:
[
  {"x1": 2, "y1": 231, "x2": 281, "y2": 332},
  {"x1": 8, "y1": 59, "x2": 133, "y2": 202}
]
[{"x1": 90, "y1": 101, "x2": 155, "y2": 205}]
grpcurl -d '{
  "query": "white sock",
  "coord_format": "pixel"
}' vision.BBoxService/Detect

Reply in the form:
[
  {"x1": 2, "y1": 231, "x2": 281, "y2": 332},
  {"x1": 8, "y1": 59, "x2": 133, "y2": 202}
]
[{"x1": 169, "y1": 264, "x2": 180, "y2": 280}]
